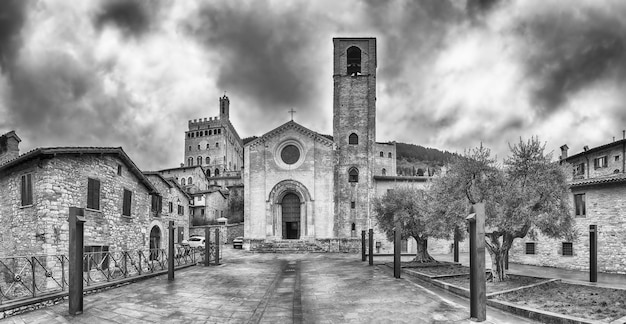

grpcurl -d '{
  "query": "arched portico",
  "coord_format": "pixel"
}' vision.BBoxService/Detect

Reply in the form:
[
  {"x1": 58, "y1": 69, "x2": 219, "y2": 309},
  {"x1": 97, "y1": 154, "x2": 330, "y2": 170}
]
[{"x1": 267, "y1": 180, "x2": 314, "y2": 240}]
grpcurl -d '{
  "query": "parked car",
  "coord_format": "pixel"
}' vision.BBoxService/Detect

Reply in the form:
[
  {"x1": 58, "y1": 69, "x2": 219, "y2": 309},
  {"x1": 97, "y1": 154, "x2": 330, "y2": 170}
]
[
  {"x1": 188, "y1": 236, "x2": 206, "y2": 248},
  {"x1": 233, "y1": 237, "x2": 243, "y2": 249}
]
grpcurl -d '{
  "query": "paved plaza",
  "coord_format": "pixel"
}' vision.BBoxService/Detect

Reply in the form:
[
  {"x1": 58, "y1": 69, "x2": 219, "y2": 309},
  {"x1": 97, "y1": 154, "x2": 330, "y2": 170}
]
[{"x1": 1, "y1": 248, "x2": 536, "y2": 323}]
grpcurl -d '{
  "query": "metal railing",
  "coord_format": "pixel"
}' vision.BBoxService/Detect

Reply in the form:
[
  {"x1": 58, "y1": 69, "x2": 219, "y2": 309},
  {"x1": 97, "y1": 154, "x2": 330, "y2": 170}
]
[{"x1": 0, "y1": 245, "x2": 201, "y2": 305}]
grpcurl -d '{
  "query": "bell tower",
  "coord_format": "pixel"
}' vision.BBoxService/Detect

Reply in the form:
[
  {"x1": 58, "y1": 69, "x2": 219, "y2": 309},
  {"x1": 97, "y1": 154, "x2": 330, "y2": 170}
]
[
  {"x1": 219, "y1": 94, "x2": 230, "y2": 120},
  {"x1": 332, "y1": 37, "x2": 377, "y2": 238}
]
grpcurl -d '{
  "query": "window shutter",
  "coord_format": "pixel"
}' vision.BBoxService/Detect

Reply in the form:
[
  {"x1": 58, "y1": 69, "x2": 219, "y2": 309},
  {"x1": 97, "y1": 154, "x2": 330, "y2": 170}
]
[
  {"x1": 21, "y1": 175, "x2": 27, "y2": 206},
  {"x1": 26, "y1": 174, "x2": 32, "y2": 205},
  {"x1": 123, "y1": 189, "x2": 132, "y2": 216}
]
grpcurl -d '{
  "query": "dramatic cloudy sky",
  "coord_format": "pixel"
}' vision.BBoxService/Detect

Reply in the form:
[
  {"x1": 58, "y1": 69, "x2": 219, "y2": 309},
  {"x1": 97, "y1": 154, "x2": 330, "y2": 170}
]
[{"x1": 1, "y1": 0, "x2": 625, "y2": 170}]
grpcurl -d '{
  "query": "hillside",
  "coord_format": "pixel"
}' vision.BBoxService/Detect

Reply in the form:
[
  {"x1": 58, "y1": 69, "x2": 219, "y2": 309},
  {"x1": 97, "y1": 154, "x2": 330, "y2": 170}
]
[{"x1": 395, "y1": 142, "x2": 458, "y2": 176}]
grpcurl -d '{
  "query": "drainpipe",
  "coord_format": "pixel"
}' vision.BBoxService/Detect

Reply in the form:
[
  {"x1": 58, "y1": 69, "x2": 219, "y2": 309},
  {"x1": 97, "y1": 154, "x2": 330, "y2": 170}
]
[{"x1": 585, "y1": 156, "x2": 590, "y2": 179}]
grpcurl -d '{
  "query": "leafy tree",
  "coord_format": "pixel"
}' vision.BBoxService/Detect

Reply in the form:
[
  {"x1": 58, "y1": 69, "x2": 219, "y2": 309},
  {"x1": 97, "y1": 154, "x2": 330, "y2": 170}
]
[
  {"x1": 372, "y1": 187, "x2": 446, "y2": 262},
  {"x1": 431, "y1": 138, "x2": 573, "y2": 281}
]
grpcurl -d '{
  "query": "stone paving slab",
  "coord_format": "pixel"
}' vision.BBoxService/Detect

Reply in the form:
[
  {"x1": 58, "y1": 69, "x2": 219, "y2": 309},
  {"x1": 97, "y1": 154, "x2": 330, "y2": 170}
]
[{"x1": 1, "y1": 248, "x2": 537, "y2": 323}]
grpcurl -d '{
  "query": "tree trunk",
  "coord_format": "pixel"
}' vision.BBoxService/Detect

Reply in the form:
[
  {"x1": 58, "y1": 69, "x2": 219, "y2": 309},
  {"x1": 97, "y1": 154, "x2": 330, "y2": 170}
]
[
  {"x1": 413, "y1": 236, "x2": 436, "y2": 263},
  {"x1": 486, "y1": 248, "x2": 508, "y2": 282}
]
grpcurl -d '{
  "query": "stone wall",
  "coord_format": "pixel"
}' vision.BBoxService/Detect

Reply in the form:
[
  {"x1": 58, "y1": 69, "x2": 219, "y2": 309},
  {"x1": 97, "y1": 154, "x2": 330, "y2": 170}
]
[
  {"x1": 509, "y1": 183, "x2": 626, "y2": 274},
  {"x1": 0, "y1": 154, "x2": 156, "y2": 258},
  {"x1": 144, "y1": 174, "x2": 191, "y2": 248},
  {"x1": 189, "y1": 223, "x2": 242, "y2": 244}
]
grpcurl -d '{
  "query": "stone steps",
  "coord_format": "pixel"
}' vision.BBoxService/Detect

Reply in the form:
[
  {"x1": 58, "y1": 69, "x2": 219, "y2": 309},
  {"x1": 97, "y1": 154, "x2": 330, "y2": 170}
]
[{"x1": 252, "y1": 240, "x2": 327, "y2": 253}]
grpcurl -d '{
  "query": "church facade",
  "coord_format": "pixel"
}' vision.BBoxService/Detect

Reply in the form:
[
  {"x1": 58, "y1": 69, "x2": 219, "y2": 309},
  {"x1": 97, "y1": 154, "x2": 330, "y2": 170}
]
[{"x1": 244, "y1": 38, "x2": 422, "y2": 251}]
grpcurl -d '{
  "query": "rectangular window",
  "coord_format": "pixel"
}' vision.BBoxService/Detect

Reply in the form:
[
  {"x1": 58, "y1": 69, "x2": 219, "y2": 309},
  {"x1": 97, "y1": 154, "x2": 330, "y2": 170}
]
[
  {"x1": 151, "y1": 195, "x2": 162, "y2": 216},
  {"x1": 525, "y1": 242, "x2": 536, "y2": 255},
  {"x1": 20, "y1": 174, "x2": 33, "y2": 206},
  {"x1": 574, "y1": 193, "x2": 586, "y2": 217},
  {"x1": 87, "y1": 178, "x2": 100, "y2": 210},
  {"x1": 201, "y1": 208, "x2": 205, "y2": 215},
  {"x1": 117, "y1": 164, "x2": 122, "y2": 176},
  {"x1": 593, "y1": 156, "x2": 607, "y2": 169},
  {"x1": 83, "y1": 245, "x2": 110, "y2": 271},
  {"x1": 573, "y1": 163, "x2": 585, "y2": 176},
  {"x1": 351, "y1": 201, "x2": 355, "y2": 209},
  {"x1": 169, "y1": 202, "x2": 173, "y2": 213},
  {"x1": 123, "y1": 189, "x2": 132, "y2": 216},
  {"x1": 178, "y1": 205, "x2": 184, "y2": 215},
  {"x1": 562, "y1": 242, "x2": 573, "y2": 256},
  {"x1": 616, "y1": 155, "x2": 620, "y2": 161}
]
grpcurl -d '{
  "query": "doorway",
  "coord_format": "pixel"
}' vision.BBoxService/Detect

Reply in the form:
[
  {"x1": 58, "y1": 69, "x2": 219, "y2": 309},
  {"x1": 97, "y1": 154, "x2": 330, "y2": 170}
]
[
  {"x1": 149, "y1": 226, "x2": 161, "y2": 260},
  {"x1": 282, "y1": 193, "x2": 300, "y2": 239}
]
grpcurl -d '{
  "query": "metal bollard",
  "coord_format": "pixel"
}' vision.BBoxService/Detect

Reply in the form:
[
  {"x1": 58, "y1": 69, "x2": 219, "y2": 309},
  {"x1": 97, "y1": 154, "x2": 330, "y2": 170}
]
[
  {"x1": 168, "y1": 221, "x2": 174, "y2": 281},
  {"x1": 590, "y1": 225, "x2": 597, "y2": 282},
  {"x1": 361, "y1": 230, "x2": 366, "y2": 261},
  {"x1": 467, "y1": 203, "x2": 486, "y2": 322},
  {"x1": 394, "y1": 222, "x2": 401, "y2": 279},
  {"x1": 215, "y1": 228, "x2": 220, "y2": 265},
  {"x1": 204, "y1": 227, "x2": 210, "y2": 266},
  {"x1": 368, "y1": 229, "x2": 374, "y2": 266},
  {"x1": 68, "y1": 207, "x2": 86, "y2": 315}
]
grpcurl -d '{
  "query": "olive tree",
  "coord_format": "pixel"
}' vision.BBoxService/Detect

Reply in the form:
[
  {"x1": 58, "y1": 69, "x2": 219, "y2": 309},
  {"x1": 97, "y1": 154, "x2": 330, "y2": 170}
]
[{"x1": 431, "y1": 138, "x2": 574, "y2": 281}]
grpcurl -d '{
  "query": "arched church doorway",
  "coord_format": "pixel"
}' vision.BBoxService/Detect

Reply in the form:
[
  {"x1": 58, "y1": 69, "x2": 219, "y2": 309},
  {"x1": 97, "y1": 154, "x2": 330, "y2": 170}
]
[
  {"x1": 282, "y1": 193, "x2": 300, "y2": 239},
  {"x1": 149, "y1": 226, "x2": 161, "y2": 260}
]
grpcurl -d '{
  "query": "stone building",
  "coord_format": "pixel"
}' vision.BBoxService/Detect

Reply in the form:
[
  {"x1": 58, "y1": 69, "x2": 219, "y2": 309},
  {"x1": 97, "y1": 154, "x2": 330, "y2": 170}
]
[
  {"x1": 188, "y1": 189, "x2": 228, "y2": 226},
  {"x1": 143, "y1": 172, "x2": 192, "y2": 247},
  {"x1": 0, "y1": 140, "x2": 171, "y2": 257},
  {"x1": 158, "y1": 165, "x2": 209, "y2": 193},
  {"x1": 244, "y1": 38, "x2": 427, "y2": 252},
  {"x1": 509, "y1": 139, "x2": 626, "y2": 274},
  {"x1": 184, "y1": 95, "x2": 244, "y2": 176}
]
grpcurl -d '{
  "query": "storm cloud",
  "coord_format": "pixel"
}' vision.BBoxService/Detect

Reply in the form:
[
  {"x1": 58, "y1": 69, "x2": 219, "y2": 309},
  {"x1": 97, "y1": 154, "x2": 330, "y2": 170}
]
[{"x1": 2, "y1": 0, "x2": 626, "y2": 170}]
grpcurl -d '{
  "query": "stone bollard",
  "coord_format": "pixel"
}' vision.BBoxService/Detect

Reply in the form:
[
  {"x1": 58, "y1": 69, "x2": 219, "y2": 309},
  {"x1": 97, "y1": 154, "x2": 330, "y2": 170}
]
[
  {"x1": 467, "y1": 203, "x2": 486, "y2": 322},
  {"x1": 68, "y1": 207, "x2": 86, "y2": 315},
  {"x1": 168, "y1": 221, "x2": 174, "y2": 281}
]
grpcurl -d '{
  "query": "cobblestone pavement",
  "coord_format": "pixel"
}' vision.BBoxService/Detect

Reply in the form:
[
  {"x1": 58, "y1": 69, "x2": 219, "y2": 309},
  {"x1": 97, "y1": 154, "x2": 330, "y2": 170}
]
[{"x1": 1, "y1": 248, "x2": 536, "y2": 323}]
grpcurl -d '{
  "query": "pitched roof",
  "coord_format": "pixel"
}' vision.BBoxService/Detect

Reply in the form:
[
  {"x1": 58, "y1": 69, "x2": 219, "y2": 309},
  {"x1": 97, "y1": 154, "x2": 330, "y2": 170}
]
[
  {"x1": 570, "y1": 172, "x2": 626, "y2": 188},
  {"x1": 245, "y1": 120, "x2": 334, "y2": 148},
  {"x1": 565, "y1": 139, "x2": 626, "y2": 161},
  {"x1": 0, "y1": 147, "x2": 158, "y2": 194}
]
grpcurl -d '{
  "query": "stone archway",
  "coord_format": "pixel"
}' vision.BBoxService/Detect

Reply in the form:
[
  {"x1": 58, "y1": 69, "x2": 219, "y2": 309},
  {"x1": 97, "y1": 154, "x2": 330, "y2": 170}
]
[{"x1": 267, "y1": 180, "x2": 313, "y2": 240}]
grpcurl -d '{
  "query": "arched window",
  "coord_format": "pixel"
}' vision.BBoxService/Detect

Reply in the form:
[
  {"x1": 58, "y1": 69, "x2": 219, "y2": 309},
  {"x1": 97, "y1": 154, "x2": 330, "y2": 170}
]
[
  {"x1": 215, "y1": 168, "x2": 220, "y2": 176},
  {"x1": 187, "y1": 157, "x2": 193, "y2": 166},
  {"x1": 348, "y1": 167, "x2": 359, "y2": 183},
  {"x1": 351, "y1": 223, "x2": 356, "y2": 231},
  {"x1": 205, "y1": 130, "x2": 208, "y2": 136},
  {"x1": 216, "y1": 142, "x2": 219, "y2": 148},
  {"x1": 206, "y1": 157, "x2": 210, "y2": 164},
  {"x1": 206, "y1": 169, "x2": 211, "y2": 177},
  {"x1": 382, "y1": 168, "x2": 387, "y2": 175},
  {"x1": 197, "y1": 156, "x2": 202, "y2": 165},
  {"x1": 379, "y1": 151, "x2": 384, "y2": 157},
  {"x1": 188, "y1": 146, "x2": 191, "y2": 151},
  {"x1": 181, "y1": 178, "x2": 186, "y2": 186},
  {"x1": 188, "y1": 177, "x2": 192, "y2": 185},
  {"x1": 388, "y1": 152, "x2": 392, "y2": 158},
  {"x1": 347, "y1": 46, "x2": 361, "y2": 75},
  {"x1": 349, "y1": 133, "x2": 358, "y2": 145},
  {"x1": 209, "y1": 130, "x2": 212, "y2": 135},
  {"x1": 206, "y1": 144, "x2": 210, "y2": 149}
]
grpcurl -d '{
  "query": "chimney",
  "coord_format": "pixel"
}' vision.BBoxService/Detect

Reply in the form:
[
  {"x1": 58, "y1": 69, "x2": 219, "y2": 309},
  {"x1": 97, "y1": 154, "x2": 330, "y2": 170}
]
[
  {"x1": 0, "y1": 131, "x2": 22, "y2": 165},
  {"x1": 623, "y1": 130, "x2": 625, "y2": 140},
  {"x1": 560, "y1": 144, "x2": 569, "y2": 160},
  {"x1": 584, "y1": 145, "x2": 589, "y2": 151}
]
